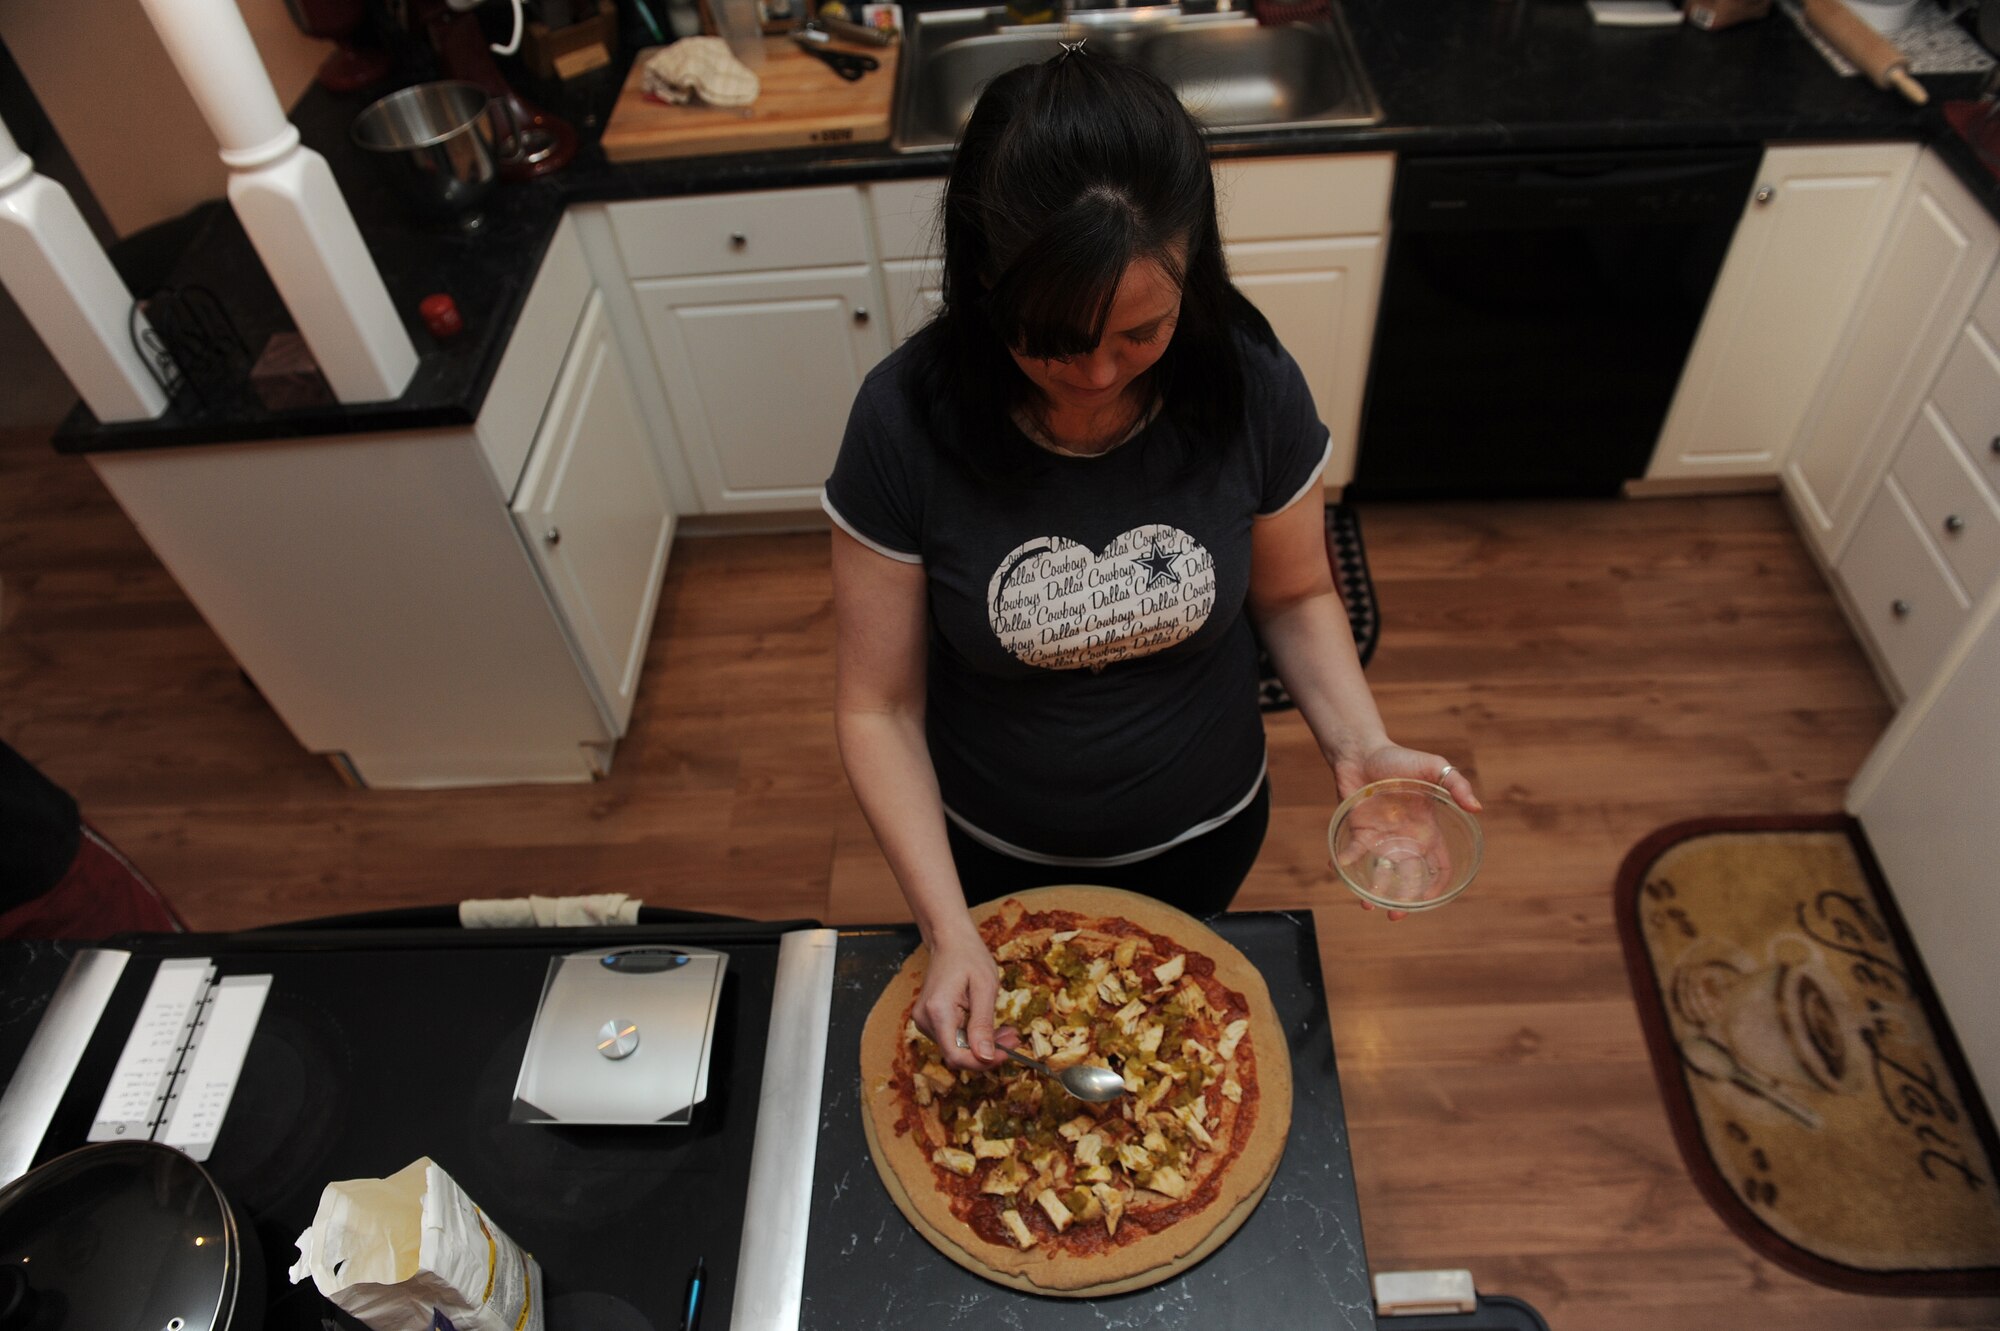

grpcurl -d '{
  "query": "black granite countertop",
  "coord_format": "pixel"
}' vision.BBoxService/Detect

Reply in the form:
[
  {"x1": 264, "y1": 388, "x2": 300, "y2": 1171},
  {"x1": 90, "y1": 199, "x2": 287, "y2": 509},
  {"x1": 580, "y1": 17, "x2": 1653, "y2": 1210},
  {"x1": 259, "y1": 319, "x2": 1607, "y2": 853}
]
[{"x1": 50, "y1": 0, "x2": 1999, "y2": 454}]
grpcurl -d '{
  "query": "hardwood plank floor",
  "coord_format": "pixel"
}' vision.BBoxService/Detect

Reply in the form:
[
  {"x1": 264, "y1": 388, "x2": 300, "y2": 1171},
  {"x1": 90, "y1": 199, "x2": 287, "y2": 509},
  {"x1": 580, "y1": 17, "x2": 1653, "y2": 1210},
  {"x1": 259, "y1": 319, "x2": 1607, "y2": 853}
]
[{"x1": 5, "y1": 422, "x2": 1996, "y2": 1329}]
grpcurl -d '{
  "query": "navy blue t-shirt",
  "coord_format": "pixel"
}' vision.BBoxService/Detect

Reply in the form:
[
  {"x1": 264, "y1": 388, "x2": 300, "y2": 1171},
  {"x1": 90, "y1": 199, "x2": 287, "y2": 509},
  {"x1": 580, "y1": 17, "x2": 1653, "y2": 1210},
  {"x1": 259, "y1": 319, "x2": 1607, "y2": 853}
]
[{"x1": 823, "y1": 328, "x2": 1330, "y2": 863}]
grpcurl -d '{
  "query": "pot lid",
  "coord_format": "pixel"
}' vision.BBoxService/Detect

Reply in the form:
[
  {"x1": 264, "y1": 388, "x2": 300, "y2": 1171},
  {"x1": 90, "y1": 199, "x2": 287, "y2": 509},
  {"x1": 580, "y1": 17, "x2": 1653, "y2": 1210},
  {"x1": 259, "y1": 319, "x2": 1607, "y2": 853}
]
[{"x1": 0, "y1": 1141, "x2": 238, "y2": 1331}]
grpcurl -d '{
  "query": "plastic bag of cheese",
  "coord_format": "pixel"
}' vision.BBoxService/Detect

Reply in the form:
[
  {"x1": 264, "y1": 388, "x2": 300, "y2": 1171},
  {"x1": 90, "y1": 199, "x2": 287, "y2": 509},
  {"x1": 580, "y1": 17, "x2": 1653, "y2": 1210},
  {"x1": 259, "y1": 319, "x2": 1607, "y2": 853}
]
[{"x1": 288, "y1": 1156, "x2": 545, "y2": 1331}]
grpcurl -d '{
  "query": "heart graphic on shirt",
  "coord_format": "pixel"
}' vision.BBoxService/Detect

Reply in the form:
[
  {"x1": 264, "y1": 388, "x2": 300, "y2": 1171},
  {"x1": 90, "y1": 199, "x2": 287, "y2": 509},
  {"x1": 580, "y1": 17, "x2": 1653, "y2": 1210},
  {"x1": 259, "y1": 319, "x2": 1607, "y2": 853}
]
[{"x1": 986, "y1": 523, "x2": 1217, "y2": 671}]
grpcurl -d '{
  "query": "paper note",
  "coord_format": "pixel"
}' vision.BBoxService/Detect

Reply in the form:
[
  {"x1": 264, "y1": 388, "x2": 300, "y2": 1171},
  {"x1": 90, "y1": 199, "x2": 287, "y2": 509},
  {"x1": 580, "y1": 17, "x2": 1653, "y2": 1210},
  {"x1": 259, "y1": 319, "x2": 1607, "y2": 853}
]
[
  {"x1": 89, "y1": 958, "x2": 212, "y2": 1143},
  {"x1": 162, "y1": 974, "x2": 271, "y2": 1161}
]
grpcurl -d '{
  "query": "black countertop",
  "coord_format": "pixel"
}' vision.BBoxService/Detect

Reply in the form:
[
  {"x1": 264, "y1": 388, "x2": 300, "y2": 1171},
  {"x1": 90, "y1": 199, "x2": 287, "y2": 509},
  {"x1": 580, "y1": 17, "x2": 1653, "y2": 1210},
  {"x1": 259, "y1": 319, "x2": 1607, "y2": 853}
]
[
  {"x1": 1, "y1": 924, "x2": 795, "y2": 1331},
  {"x1": 49, "y1": 0, "x2": 1998, "y2": 455}
]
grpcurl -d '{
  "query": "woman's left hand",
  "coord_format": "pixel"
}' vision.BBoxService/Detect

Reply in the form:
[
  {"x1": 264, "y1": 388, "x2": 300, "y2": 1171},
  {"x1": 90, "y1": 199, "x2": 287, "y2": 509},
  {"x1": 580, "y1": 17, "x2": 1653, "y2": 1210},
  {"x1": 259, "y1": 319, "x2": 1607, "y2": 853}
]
[{"x1": 1328, "y1": 743, "x2": 1482, "y2": 921}]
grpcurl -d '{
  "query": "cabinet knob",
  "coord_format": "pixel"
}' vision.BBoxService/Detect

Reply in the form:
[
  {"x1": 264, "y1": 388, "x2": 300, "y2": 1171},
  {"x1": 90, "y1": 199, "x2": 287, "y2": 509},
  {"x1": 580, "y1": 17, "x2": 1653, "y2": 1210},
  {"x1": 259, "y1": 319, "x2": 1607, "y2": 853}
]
[
  {"x1": 1891, "y1": 597, "x2": 1912, "y2": 618},
  {"x1": 1991, "y1": 434, "x2": 1999, "y2": 456},
  {"x1": 1945, "y1": 513, "x2": 1966, "y2": 535},
  {"x1": 729, "y1": 231, "x2": 747, "y2": 248},
  {"x1": 544, "y1": 526, "x2": 562, "y2": 547},
  {"x1": 1753, "y1": 183, "x2": 1775, "y2": 206},
  {"x1": 854, "y1": 307, "x2": 870, "y2": 325}
]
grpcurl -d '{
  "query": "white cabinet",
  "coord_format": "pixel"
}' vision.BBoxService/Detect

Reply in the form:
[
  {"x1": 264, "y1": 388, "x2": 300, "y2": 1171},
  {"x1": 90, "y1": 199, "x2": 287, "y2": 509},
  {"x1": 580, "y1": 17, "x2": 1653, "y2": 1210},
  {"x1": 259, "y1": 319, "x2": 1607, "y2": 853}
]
[
  {"x1": 856, "y1": 156, "x2": 1392, "y2": 490},
  {"x1": 513, "y1": 291, "x2": 675, "y2": 732},
  {"x1": 634, "y1": 266, "x2": 888, "y2": 511},
  {"x1": 1786, "y1": 150, "x2": 2000, "y2": 558},
  {"x1": 1226, "y1": 234, "x2": 1381, "y2": 488},
  {"x1": 613, "y1": 187, "x2": 892, "y2": 513},
  {"x1": 868, "y1": 178, "x2": 944, "y2": 346},
  {"x1": 87, "y1": 216, "x2": 678, "y2": 787},
  {"x1": 1648, "y1": 142, "x2": 1919, "y2": 481},
  {"x1": 1218, "y1": 155, "x2": 1392, "y2": 489},
  {"x1": 1795, "y1": 169, "x2": 2000, "y2": 706},
  {"x1": 1848, "y1": 586, "x2": 2000, "y2": 1115}
]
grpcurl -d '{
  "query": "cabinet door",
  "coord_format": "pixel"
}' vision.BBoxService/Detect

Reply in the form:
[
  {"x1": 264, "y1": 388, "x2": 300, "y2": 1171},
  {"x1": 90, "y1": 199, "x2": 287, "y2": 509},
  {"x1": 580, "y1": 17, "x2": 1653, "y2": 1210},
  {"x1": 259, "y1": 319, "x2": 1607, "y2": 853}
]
[
  {"x1": 514, "y1": 290, "x2": 676, "y2": 735},
  {"x1": 1227, "y1": 236, "x2": 1383, "y2": 489},
  {"x1": 881, "y1": 257, "x2": 942, "y2": 347},
  {"x1": 1850, "y1": 588, "x2": 2000, "y2": 1115},
  {"x1": 634, "y1": 266, "x2": 891, "y2": 512},
  {"x1": 1785, "y1": 150, "x2": 2000, "y2": 560},
  {"x1": 1648, "y1": 142, "x2": 1919, "y2": 482}
]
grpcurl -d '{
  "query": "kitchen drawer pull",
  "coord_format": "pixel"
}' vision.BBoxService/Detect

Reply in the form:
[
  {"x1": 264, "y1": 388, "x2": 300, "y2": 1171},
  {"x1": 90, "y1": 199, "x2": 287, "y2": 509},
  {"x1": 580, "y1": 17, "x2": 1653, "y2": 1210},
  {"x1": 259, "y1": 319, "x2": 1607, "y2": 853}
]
[
  {"x1": 545, "y1": 526, "x2": 562, "y2": 547},
  {"x1": 854, "y1": 307, "x2": 870, "y2": 325},
  {"x1": 1945, "y1": 513, "x2": 1966, "y2": 535},
  {"x1": 1891, "y1": 597, "x2": 1912, "y2": 618},
  {"x1": 1991, "y1": 435, "x2": 1999, "y2": 456},
  {"x1": 729, "y1": 231, "x2": 747, "y2": 248},
  {"x1": 1754, "y1": 183, "x2": 1775, "y2": 206}
]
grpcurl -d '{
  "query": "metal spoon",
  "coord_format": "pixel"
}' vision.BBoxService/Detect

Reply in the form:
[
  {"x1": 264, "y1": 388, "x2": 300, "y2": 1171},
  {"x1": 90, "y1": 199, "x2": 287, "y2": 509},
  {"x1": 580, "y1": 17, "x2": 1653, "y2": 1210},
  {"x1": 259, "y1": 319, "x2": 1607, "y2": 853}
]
[{"x1": 1002, "y1": 1046, "x2": 1127, "y2": 1103}]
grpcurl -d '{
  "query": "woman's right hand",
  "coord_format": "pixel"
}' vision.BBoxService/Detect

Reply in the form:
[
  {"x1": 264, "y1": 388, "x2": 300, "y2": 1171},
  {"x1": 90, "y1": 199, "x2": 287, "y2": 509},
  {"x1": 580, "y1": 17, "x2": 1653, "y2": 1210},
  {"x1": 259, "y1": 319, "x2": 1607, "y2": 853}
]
[{"x1": 915, "y1": 919, "x2": 1012, "y2": 1072}]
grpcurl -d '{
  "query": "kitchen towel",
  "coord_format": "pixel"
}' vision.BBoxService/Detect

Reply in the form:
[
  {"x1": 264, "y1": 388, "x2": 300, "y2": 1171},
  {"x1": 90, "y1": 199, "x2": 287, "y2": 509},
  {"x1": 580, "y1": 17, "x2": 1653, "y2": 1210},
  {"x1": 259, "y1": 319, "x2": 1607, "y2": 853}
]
[
  {"x1": 642, "y1": 36, "x2": 760, "y2": 107},
  {"x1": 458, "y1": 892, "x2": 643, "y2": 927},
  {"x1": 1615, "y1": 814, "x2": 2000, "y2": 1295}
]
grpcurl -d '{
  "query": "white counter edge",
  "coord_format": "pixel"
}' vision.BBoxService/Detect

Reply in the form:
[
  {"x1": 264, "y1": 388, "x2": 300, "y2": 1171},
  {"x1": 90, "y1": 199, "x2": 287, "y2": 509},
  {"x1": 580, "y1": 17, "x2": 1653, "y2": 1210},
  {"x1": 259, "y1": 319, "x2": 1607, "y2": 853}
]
[
  {"x1": 731, "y1": 927, "x2": 838, "y2": 1331},
  {"x1": 0, "y1": 948, "x2": 129, "y2": 1185}
]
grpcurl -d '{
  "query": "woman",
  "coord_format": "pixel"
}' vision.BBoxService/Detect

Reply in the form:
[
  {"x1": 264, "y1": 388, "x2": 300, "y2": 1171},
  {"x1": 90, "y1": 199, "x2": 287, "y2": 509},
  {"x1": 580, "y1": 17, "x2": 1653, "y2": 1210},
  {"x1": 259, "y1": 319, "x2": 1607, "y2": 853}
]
[{"x1": 824, "y1": 49, "x2": 1480, "y2": 1073}]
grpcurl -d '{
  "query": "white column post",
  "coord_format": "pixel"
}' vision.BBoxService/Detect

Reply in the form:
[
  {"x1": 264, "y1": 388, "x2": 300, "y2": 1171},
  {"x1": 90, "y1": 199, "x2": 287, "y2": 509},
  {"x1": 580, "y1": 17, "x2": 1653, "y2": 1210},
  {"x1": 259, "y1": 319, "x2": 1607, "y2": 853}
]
[
  {"x1": 0, "y1": 115, "x2": 171, "y2": 422},
  {"x1": 136, "y1": 0, "x2": 419, "y2": 403}
]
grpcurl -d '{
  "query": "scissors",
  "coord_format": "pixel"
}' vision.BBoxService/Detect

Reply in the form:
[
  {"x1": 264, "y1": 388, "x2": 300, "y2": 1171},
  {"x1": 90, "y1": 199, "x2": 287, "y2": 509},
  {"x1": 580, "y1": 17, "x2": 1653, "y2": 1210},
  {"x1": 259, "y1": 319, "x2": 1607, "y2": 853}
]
[{"x1": 792, "y1": 33, "x2": 879, "y2": 80}]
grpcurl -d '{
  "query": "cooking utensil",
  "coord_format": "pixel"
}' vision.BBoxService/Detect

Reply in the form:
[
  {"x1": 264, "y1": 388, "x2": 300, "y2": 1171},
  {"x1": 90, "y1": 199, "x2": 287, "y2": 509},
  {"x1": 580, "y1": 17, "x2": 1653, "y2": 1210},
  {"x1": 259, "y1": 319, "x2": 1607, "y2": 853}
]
[
  {"x1": 0, "y1": 1139, "x2": 264, "y2": 1330},
  {"x1": 1001, "y1": 1045, "x2": 1127, "y2": 1102},
  {"x1": 351, "y1": 80, "x2": 500, "y2": 229},
  {"x1": 1680, "y1": 1033, "x2": 1824, "y2": 1129},
  {"x1": 1800, "y1": 0, "x2": 1929, "y2": 103},
  {"x1": 792, "y1": 33, "x2": 879, "y2": 80}
]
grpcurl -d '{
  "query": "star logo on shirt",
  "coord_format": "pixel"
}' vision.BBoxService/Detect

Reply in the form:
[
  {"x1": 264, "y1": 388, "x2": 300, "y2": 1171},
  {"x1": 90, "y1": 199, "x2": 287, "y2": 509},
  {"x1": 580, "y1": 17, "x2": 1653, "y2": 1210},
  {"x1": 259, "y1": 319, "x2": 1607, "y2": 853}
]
[{"x1": 1133, "y1": 538, "x2": 1182, "y2": 590}]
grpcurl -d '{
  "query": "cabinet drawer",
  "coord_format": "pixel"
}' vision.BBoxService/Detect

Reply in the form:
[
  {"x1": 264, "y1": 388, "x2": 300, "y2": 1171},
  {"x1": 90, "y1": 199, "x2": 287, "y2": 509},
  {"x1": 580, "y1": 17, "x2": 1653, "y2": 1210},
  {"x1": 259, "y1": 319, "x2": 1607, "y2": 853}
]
[
  {"x1": 608, "y1": 187, "x2": 870, "y2": 279},
  {"x1": 1214, "y1": 153, "x2": 1393, "y2": 241},
  {"x1": 1838, "y1": 478, "x2": 1970, "y2": 699},
  {"x1": 1892, "y1": 403, "x2": 2000, "y2": 603},
  {"x1": 868, "y1": 178, "x2": 945, "y2": 262},
  {"x1": 1931, "y1": 325, "x2": 2000, "y2": 504}
]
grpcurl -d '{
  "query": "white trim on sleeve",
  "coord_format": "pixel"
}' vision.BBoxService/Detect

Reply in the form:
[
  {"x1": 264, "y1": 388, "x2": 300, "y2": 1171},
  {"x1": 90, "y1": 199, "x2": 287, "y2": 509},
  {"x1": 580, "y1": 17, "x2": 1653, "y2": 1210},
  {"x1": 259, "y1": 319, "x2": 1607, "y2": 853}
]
[
  {"x1": 1256, "y1": 432, "x2": 1334, "y2": 520},
  {"x1": 821, "y1": 488, "x2": 923, "y2": 565}
]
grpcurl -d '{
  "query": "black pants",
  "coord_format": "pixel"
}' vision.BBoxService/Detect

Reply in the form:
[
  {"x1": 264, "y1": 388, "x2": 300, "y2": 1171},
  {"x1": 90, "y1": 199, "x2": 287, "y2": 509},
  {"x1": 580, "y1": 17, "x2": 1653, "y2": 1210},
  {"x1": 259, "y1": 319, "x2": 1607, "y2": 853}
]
[{"x1": 946, "y1": 780, "x2": 1270, "y2": 919}]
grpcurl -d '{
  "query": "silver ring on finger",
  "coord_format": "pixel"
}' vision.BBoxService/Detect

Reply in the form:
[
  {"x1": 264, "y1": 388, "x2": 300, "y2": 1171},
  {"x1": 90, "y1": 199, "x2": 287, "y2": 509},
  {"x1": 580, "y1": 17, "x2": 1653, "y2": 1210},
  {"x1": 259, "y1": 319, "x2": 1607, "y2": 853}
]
[
  {"x1": 954, "y1": 1029, "x2": 969, "y2": 1050},
  {"x1": 1438, "y1": 764, "x2": 1456, "y2": 783}
]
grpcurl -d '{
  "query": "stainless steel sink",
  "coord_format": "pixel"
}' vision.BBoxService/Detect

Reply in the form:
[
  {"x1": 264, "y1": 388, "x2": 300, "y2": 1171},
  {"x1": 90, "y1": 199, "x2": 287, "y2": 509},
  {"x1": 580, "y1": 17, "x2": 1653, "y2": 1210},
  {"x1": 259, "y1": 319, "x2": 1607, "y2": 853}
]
[{"x1": 892, "y1": 5, "x2": 1381, "y2": 153}]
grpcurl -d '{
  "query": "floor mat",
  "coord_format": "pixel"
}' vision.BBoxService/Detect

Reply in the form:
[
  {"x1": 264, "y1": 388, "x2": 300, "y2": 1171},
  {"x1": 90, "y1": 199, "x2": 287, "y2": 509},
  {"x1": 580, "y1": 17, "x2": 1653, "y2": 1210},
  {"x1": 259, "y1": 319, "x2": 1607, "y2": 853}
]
[
  {"x1": 1257, "y1": 503, "x2": 1377, "y2": 712},
  {"x1": 1615, "y1": 814, "x2": 2000, "y2": 1295}
]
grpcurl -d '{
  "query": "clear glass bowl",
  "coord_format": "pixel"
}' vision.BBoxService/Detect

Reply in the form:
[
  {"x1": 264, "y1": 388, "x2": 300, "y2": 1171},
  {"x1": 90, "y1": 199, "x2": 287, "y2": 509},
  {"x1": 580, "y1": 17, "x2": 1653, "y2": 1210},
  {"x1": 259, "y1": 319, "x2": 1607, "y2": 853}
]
[{"x1": 1327, "y1": 778, "x2": 1483, "y2": 912}]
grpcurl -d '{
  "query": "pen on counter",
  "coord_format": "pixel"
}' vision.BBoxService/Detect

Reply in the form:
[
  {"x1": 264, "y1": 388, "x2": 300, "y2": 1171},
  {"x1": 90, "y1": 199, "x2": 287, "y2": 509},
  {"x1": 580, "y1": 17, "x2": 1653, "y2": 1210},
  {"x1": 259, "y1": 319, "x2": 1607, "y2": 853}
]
[{"x1": 680, "y1": 1255, "x2": 706, "y2": 1331}]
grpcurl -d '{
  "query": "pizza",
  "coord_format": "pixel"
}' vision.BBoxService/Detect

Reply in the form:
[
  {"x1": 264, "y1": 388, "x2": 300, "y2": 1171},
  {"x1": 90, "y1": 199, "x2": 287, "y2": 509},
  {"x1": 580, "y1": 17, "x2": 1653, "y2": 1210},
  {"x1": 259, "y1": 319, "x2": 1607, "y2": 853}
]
[{"x1": 860, "y1": 885, "x2": 1292, "y2": 1296}]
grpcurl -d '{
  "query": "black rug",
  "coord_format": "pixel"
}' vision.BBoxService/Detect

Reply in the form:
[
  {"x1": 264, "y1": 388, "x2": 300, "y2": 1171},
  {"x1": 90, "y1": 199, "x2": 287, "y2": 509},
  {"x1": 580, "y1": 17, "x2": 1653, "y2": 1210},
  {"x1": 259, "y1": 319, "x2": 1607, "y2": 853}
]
[{"x1": 1256, "y1": 503, "x2": 1378, "y2": 712}]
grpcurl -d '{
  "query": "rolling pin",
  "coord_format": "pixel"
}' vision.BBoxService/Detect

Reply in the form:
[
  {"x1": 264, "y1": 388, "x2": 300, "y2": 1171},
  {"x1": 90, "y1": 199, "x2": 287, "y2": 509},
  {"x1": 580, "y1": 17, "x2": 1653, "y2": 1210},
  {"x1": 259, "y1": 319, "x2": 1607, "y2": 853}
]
[{"x1": 1800, "y1": 0, "x2": 1929, "y2": 104}]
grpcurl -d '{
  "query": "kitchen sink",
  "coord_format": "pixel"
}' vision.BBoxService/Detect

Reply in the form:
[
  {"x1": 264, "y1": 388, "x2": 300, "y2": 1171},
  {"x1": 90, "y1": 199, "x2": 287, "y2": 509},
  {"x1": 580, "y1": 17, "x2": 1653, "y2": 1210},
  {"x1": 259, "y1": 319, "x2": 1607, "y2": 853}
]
[{"x1": 893, "y1": 4, "x2": 1382, "y2": 153}]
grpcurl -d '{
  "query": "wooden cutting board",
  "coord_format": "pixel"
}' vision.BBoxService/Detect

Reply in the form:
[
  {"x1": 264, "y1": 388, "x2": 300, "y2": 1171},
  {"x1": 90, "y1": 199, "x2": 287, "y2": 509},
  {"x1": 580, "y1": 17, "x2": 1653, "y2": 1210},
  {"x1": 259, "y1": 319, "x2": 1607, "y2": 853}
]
[{"x1": 599, "y1": 36, "x2": 899, "y2": 162}]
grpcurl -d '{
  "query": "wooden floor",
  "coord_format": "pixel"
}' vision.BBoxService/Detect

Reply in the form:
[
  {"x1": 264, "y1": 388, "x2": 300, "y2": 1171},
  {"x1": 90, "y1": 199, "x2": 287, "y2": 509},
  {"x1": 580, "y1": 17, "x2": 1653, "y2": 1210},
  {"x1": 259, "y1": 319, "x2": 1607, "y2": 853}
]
[{"x1": 5, "y1": 420, "x2": 1997, "y2": 1330}]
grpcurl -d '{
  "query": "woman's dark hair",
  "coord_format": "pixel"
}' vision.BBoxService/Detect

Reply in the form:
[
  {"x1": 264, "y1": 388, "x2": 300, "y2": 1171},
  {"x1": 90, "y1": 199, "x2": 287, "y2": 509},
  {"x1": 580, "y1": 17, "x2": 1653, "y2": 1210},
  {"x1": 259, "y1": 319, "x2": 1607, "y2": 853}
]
[{"x1": 910, "y1": 49, "x2": 1274, "y2": 480}]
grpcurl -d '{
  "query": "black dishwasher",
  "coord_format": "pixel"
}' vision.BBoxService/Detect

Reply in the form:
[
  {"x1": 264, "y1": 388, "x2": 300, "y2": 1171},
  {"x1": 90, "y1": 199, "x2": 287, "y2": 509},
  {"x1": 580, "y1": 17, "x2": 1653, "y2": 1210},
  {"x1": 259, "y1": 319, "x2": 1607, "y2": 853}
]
[{"x1": 1351, "y1": 147, "x2": 1760, "y2": 499}]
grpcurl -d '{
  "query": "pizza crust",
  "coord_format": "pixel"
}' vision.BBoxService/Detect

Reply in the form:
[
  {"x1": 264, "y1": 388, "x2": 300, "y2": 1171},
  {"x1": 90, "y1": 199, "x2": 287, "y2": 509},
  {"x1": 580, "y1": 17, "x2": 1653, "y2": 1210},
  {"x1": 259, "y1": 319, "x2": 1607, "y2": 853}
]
[{"x1": 859, "y1": 885, "x2": 1294, "y2": 1295}]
